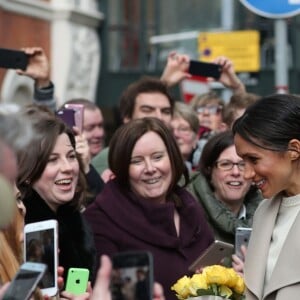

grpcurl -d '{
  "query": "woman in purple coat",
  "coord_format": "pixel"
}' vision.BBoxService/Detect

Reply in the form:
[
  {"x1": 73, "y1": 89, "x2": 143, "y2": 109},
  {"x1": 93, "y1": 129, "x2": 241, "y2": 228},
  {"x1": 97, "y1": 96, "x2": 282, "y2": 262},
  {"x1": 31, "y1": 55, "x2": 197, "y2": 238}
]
[{"x1": 84, "y1": 117, "x2": 214, "y2": 300}]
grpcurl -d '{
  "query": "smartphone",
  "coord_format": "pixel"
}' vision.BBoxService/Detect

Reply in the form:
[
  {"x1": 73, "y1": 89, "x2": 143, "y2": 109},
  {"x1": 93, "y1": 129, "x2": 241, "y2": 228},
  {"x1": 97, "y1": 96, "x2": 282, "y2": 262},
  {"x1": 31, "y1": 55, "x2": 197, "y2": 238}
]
[
  {"x1": 24, "y1": 220, "x2": 59, "y2": 297},
  {"x1": 64, "y1": 104, "x2": 84, "y2": 134},
  {"x1": 188, "y1": 60, "x2": 222, "y2": 79},
  {"x1": 111, "y1": 251, "x2": 153, "y2": 300},
  {"x1": 189, "y1": 240, "x2": 234, "y2": 272},
  {"x1": 56, "y1": 108, "x2": 76, "y2": 130},
  {"x1": 0, "y1": 48, "x2": 28, "y2": 70},
  {"x1": 235, "y1": 227, "x2": 252, "y2": 260},
  {"x1": 65, "y1": 268, "x2": 89, "y2": 295},
  {"x1": 3, "y1": 262, "x2": 47, "y2": 300}
]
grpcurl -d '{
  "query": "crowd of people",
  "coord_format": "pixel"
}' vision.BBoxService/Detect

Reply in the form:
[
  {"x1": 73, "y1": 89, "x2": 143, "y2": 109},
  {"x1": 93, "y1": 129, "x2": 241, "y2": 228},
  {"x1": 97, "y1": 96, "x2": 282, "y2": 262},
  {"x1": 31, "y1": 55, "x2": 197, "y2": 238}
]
[{"x1": 1, "y1": 45, "x2": 299, "y2": 300}]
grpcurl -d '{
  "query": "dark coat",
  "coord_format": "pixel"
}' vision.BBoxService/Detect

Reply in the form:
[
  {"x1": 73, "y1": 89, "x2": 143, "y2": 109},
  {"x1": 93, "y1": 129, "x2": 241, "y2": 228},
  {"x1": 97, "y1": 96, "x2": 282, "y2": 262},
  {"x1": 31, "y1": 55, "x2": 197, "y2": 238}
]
[
  {"x1": 23, "y1": 190, "x2": 96, "y2": 283},
  {"x1": 83, "y1": 180, "x2": 214, "y2": 300}
]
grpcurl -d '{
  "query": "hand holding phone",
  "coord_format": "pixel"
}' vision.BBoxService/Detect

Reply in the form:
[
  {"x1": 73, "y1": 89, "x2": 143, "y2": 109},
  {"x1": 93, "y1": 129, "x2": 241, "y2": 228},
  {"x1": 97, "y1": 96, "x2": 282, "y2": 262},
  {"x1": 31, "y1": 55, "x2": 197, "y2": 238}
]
[
  {"x1": 56, "y1": 108, "x2": 76, "y2": 130},
  {"x1": 2, "y1": 262, "x2": 47, "y2": 300},
  {"x1": 189, "y1": 240, "x2": 234, "y2": 272},
  {"x1": 64, "y1": 104, "x2": 84, "y2": 134},
  {"x1": 0, "y1": 48, "x2": 28, "y2": 70},
  {"x1": 188, "y1": 60, "x2": 222, "y2": 79},
  {"x1": 111, "y1": 251, "x2": 153, "y2": 300},
  {"x1": 65, "y1": 268, "x2": 89, "y2": 295},
  {"x1": 24, "y1": 220, "x2": 59, "y2": 297},
  {"x1": 235, "y1": 227, "x2": 252, "y2": 260}
]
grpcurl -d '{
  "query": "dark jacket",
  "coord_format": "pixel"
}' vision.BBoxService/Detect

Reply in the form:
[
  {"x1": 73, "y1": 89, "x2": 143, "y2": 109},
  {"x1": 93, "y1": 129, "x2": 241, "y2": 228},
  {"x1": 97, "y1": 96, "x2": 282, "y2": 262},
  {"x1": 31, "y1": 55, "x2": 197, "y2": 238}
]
[
  {"x1": 23, "y1": 190, "x2": 96, "y2": 283},
  {"x1": 85, "y1": 164, "x2": 105, "y2": 205},
  {"x1": 187, "y1": 171, "x2": 263, "y2": 244},
  {"x1": 83, "y1": 180, "x2": 214, "y2": 300}
]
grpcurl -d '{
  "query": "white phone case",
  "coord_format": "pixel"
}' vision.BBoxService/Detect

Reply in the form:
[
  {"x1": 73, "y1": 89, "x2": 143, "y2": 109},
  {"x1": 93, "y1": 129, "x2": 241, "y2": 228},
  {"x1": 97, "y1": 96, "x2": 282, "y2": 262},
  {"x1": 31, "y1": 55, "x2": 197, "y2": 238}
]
[{"x1": 24, "y1": 219, "x2": 59, "y2": 297}]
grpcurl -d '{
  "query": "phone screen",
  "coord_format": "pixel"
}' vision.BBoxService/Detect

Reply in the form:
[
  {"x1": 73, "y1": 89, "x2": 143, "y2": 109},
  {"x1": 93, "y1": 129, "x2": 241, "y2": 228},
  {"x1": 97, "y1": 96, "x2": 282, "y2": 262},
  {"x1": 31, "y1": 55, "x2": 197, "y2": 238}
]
[
  {"x1": 111, "y1": 252, "x2": 153, "y2": 300},
  {"x1": 188, "y1": 60, "x2": 222, "y2": 79},
  {"x1": 0, "y1": 48, "x2": 28, "y2": 70},
  {"x1": 25, "y1": 228, "x2": 56, "y2": 289},
  {"x1": 3, "y1": 263, "x2": 46, "y2": 300}
]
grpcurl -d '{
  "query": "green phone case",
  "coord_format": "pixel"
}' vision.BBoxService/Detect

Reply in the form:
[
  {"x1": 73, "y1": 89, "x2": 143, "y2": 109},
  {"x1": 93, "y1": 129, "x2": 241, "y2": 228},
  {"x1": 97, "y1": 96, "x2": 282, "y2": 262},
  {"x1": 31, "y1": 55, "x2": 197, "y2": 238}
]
[{"x1": 65, "y1": 268, "x2": 89, "y2": 295}]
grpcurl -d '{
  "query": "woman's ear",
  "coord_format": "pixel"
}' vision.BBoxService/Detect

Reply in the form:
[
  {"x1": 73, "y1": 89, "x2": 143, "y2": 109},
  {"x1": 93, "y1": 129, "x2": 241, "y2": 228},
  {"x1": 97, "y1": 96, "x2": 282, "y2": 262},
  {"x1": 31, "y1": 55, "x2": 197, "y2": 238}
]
[{"x1": 288, "y1": 139, "x2": 300, "y2": 160}]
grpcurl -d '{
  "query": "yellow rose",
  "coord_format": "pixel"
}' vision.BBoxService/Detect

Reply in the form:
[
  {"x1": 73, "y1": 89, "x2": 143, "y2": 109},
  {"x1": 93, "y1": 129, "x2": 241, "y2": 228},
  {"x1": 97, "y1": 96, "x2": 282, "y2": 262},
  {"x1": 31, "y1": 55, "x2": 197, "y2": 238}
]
[
  {"x1": 226, "y1": 268, "x2": 240, "y2": 288},
  {"x1": 203, "y1": 265, "x2": 230, "y2": 286},
  {"x1": 189, "y1": 273, "x2": 208, "y2": 296},
  {"x1": 171, "y1": 275, "x2": 191, "y2": 300},
  {"x1": 233, "y1": 275, "x2": 245, "y2": 294},
  {"x1": 219, "y1": 285, "x2": 233, "y2": 298}
]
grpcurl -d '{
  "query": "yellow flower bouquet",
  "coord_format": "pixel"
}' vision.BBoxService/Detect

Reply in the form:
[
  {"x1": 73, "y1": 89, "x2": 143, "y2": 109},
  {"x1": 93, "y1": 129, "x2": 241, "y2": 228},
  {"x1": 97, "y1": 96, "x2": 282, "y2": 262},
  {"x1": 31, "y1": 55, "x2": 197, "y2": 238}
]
[{"x1": 171, "y1": 265, "x2": 245, "y2": 300}]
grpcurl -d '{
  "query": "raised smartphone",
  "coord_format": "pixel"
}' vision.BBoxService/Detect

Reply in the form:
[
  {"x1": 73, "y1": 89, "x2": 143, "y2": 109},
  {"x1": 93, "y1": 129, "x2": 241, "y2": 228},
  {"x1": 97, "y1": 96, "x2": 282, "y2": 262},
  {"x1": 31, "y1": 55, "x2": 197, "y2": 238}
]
[
  {"x1": 3, "y1": 262, "x2": 47, "y2": 300},
  {"x1": 65, "y1": 268, "x2": 90, "y2": 295},
  {"x1": 189, "y1": 240, "x2": 234, "y2": 272},
  {"x1": 64, "y1": 104, "x2": 84, "y2": 134},
  {"x1": 24, "y1": 220, "x2": 59, "y2": 297},
  {"x1": 56, "y1": 108, "x2": 76, "y2": 130},
  {"x1": 0, "y1": 48, "x2": 28, "y2": 70},
  {"x1": 188, "y1": 60, "x2": 222, "y2": 79},
  {"x1": 235, "y1": 227, "x2": 252, "y2": 260},
  {"x1": 111, "y1": 251, "x2": 154, "y2": 300}
]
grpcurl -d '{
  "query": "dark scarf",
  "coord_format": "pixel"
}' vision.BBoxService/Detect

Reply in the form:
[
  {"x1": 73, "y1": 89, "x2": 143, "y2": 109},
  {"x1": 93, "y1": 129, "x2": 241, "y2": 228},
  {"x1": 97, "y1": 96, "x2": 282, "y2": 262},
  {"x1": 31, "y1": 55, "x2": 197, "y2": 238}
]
[{"x1": 23, "y1": 190, "x2": 96, "y2": 282}]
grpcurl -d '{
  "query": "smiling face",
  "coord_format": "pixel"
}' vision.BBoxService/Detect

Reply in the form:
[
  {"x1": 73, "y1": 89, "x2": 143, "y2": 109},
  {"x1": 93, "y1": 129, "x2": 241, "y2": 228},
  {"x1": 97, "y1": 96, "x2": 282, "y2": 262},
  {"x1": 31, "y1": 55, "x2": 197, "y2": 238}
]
[
  {"x1": 171, "y1": 116, "x2": 198, "y2": 160},
  {"x1": 211, "y1": 145, "x2": 252, "y2": 210},
  {"x1": 33, "y1": 133, "x2": 79, "y2": 212},
  {"x1": 83, "y1": 108, "x2": 105, "y2": 157},
  {"x1": 196, "y1": 103, "x2": 223, "y2": 131},
  {"x1": 234, "y1": 134, "x2": 299, "y2": 198},
  {"x1": 129, "y1": 131, "x2": 172, "y2": 204}
]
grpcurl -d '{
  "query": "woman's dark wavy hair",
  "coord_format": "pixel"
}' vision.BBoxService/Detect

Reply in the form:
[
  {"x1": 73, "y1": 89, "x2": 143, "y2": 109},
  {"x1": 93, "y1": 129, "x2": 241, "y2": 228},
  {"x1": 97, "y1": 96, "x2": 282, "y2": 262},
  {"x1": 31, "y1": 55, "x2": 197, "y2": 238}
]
[
  {"x1": 199, "y1": 131, "x2": 234, "y2": 186},
  {"x1": 108, "y1": 117, "x2": 189, "y2": 202},
  {"x1": 232, "y1": 94, "x2": 300, "y2": 151},
  {"x1": 17, "y1": 114, "x2": 87, "y2": 209}
]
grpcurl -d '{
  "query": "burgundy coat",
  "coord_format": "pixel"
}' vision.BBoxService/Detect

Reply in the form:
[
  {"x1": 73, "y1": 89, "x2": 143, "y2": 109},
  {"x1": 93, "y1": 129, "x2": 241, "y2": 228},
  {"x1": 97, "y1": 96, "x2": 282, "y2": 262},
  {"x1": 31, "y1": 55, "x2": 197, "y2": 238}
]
[{"x1": 84, "y1": 180, "x2": 214, "y2": 300}]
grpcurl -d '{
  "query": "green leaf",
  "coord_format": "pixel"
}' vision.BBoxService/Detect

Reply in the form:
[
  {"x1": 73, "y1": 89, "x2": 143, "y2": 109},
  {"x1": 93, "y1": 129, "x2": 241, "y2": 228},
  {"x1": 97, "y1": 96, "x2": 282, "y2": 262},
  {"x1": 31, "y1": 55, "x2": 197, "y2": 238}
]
[{"x1": 196, "y1": 289, "x2": 214, "y2": 296}]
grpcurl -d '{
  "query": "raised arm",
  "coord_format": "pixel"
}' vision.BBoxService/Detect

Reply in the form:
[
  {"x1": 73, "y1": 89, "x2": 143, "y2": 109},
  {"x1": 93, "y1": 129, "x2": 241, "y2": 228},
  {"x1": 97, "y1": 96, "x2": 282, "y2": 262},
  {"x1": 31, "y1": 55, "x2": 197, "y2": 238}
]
[
  {"x1": 160, "y1": 51, "x2": 191, "y2": 87},
  {"x1": 213, "y1": 56, "x2": 246, "y2": 94},
  {"x1": 17, "y1": 47, "x2": 56, "y2": 111}
]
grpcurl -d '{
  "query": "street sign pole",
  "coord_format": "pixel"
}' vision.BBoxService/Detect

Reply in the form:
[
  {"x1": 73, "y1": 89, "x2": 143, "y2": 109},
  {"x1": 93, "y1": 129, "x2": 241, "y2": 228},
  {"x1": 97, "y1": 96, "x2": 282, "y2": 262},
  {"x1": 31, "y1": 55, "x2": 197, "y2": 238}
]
[
  {"x1": 240, "y1": 0, "x2": 300, "y2": 93},
  {"x1": 275, "y1": 19, "x2": 289, "y2": 93}
]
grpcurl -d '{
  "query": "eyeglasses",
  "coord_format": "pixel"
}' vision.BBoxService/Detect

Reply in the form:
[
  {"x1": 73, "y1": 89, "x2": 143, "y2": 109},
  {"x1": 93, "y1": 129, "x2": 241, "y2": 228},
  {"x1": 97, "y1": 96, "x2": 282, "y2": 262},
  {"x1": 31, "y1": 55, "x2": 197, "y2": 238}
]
[
  {"x1": 196, "y1": 105, "x2": 223, "y2": 115},
  {"x1": 172, "y1": 125, "x2": 193, "y2": 135},
  {"x1": 215, "y1": 160, "x2": 246, "y2": 171}
]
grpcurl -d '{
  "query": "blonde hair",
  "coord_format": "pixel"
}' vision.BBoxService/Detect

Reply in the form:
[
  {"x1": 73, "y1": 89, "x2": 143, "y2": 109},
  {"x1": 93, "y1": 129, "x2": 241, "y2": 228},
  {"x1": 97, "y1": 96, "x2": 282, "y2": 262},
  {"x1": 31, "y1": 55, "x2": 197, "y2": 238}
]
[{"x1": 0, "y1": 232, "x2": 20, "y2": 283}]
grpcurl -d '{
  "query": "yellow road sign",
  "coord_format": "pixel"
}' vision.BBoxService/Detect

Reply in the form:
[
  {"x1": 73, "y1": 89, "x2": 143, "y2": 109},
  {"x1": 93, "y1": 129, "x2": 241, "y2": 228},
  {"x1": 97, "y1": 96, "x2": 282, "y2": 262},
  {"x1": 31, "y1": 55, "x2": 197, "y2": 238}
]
[{"x1": 198, "y1": 30, "x2": 260, "y2": 72}]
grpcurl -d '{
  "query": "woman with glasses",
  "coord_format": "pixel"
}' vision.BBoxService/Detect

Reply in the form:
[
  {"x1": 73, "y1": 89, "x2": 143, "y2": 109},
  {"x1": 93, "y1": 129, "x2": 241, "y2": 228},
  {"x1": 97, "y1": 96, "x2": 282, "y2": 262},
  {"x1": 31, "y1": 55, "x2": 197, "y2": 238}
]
[
  {"x1": 188, "y1": 131, "x2": 262, "y2": 244},
  {"x1": 190, "y1": 92, "x2": 224, "y2": 138}
]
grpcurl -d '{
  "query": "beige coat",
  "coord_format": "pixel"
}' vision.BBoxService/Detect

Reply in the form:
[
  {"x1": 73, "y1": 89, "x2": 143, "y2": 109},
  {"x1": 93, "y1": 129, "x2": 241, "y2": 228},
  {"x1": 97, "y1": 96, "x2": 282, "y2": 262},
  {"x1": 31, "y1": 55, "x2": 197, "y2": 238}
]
[{"x1": 244, "y1": 194, "x2": 300, "y2": 300}]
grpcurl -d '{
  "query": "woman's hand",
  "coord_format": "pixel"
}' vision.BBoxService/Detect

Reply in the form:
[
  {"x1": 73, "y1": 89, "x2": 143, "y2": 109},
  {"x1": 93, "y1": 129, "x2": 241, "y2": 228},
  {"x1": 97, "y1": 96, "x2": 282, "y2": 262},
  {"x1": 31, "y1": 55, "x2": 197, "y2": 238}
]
[
  {"x1": 212, "y1": 56, "x2": 246, "y2": 94},
  {"x1": 74, "y1": 127, "x2": 91, "y2": 174},
  {"x1": 17, "y1": 47, "x2": 51, "y2": 89},
  {"x1": 160, "y1": 51, "x2": 191, "y2": 87},
  {"x1": 153, "y1": 282, "x2": 165, "y2": 300},
  {"x1": 232, "y1": 245, "x2": 247, "y2": 276},
  {"x1": 0, "y1": 283, "x2": 10, "y2": 299}
]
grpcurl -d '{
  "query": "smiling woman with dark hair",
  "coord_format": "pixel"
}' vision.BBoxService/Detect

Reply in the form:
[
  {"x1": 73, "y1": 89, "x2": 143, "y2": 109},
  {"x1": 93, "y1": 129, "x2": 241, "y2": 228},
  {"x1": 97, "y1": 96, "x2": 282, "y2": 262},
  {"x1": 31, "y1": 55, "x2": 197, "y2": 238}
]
[
  {"x1": 84, "y1": 117, "x2": 214, "y2": 300},
  {"x1": 16, "y1": 113, "x2": 96, "y2": 286},
  {"x1": 232, "y1": 94, "x2": 300, "y2": 300},
  {"x1": 188, "y1": 131, "x2": 262, "y2": 244}
]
